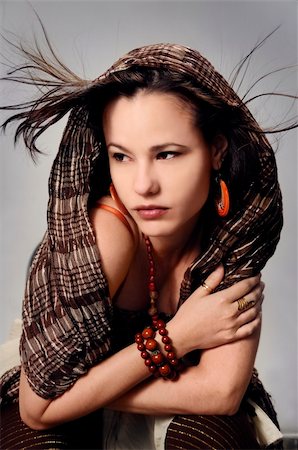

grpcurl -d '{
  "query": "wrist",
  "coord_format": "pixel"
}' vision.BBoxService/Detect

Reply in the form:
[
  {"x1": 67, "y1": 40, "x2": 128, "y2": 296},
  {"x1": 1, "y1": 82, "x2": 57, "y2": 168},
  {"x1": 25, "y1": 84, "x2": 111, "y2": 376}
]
[
  {"x1": 135, "y1": 319, "x2": 184, "y2": 380},
  {"x1": 165, "y1": 319, "x2": 187, "y2": 359}
]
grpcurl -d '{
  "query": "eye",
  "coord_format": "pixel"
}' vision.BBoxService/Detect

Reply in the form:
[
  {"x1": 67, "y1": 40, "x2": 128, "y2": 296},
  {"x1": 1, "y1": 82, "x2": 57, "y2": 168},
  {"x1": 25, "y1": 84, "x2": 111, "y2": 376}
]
[
  {"x1": 156, "y1": 151, "x2": 179, "y2": 160},
  {"x1": 112, "y1": 153, "x2": 130, "y2": 162}
]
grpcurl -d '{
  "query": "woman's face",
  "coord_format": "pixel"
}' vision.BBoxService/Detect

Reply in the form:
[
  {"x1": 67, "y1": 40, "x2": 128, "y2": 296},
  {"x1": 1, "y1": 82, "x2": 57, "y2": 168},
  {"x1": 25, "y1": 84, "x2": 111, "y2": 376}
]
[{"x1": 103, "y1": 91, "x2": 226, "y2": 239}]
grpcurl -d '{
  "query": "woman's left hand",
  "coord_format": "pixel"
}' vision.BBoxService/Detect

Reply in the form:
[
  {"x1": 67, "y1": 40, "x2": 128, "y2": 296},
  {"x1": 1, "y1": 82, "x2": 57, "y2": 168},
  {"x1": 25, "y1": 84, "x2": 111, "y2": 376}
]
[{"x1": 166, "y1": 266, "x2": 264, "y2": 357}]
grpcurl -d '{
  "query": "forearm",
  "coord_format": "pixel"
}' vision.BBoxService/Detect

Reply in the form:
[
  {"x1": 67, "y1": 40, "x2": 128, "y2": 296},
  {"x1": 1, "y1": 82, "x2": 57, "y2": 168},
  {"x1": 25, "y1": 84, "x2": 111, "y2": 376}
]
[
  {"x1": 20, "y1": 341, "x2": 151, "y2": 429},
  {"x1": 107, "y1": 365, "x2": 232, "y2": 416},
  {"x1": 20, "y1": 271, "x2": 262, "y2": 429},
  {"x1": 107, "y1": 330, "x2": 261, "y2": 416}
]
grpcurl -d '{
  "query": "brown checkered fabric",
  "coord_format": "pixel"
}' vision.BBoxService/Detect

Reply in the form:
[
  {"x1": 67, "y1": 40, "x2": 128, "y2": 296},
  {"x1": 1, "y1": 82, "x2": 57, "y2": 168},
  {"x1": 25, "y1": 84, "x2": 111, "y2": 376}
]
[
  {"x1": 98, "y1": 44, "x2": 241, "y2": 107},
  {"x1": 0, "y1": 44, "x2": 282, "y2": 405}
]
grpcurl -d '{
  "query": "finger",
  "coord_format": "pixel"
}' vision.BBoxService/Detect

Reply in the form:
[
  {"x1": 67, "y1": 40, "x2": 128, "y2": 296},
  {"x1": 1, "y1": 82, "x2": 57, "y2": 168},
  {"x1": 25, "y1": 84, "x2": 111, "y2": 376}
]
[
  {"x1": 255, "y1": 281, "x2": 265, "y2": 296},
  {"x1": 235, "y1": 283, "x2": 264, "y2": 314},
  {"x1": 236, "y1": 298, "x2": 256, "y2": 313},
  {"x1": 198, "y1": 265, "x2": 225, "y2": 296},
  {"x1": 235, "y1": 312, "x2": 262, "y2": 340},
  {"x1": 255, "y1": 284, "x2": 265, "y2": 306},
  {"x1": 223, "y1": 274, "x2": 261, "y2": 304},
  {"x1": 236, "y1": 303, "x2": 262, "y2": 327}
]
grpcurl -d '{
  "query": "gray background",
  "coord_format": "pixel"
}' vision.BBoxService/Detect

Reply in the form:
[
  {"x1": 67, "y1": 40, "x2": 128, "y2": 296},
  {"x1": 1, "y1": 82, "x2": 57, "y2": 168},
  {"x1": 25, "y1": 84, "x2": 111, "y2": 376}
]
[{"x1": 1, "y1": 0, "x2": 297, "y2": 436}]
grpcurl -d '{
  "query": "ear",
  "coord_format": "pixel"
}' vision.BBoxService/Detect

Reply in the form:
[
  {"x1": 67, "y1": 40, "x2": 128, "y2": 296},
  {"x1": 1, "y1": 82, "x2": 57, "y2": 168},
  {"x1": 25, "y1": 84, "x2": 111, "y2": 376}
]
[{"x1": 210, "y1": 135, "x2": 228, "y2": 170}]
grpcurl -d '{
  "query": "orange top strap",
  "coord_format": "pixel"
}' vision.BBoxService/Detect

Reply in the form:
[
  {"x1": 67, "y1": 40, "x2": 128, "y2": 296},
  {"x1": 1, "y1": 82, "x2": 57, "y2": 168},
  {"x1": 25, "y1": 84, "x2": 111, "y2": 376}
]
[{"x1": 96, "y1": 203, "x2": 134, "y2": 238}]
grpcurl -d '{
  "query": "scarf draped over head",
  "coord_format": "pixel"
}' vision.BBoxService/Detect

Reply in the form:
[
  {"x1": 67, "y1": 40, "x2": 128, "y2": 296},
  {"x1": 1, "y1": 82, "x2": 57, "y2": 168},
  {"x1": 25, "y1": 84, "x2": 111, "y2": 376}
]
[{"x1": 1, "y1": 43, "x2": 282, "y2": 402}]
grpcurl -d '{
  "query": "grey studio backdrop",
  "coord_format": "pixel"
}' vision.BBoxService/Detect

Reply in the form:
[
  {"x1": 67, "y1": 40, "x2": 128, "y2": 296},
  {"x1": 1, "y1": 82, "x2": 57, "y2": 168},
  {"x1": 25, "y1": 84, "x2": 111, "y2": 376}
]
[{"x1": 0, "y1": 0, "x2": 297, "y2": 438}]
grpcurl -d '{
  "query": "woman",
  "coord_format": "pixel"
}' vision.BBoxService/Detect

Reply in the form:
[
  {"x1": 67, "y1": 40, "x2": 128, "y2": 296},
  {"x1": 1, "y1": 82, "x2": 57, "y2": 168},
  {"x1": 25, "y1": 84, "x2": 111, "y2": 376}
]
[{"x1": 0, "y1": 41, "x2": 290, "y2": 449}]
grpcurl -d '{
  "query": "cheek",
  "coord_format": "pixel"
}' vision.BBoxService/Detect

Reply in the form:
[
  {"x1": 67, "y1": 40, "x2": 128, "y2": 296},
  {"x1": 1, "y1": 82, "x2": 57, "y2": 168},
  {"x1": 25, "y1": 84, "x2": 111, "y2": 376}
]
[
  {"x1": 110, "y1": 167, "x2": 131, "y2": 202},
  {"x1": 176, "y1": 165, "x2": 211, "y2": 209},
  {"x1": 179, "y1": 160, "x2": 211, "y2": 190}
]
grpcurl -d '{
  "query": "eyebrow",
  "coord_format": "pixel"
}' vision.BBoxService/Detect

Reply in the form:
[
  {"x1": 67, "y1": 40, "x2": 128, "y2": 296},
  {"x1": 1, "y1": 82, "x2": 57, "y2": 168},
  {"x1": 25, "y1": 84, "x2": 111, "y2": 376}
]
[
  {"x1": 106, "y1": 143, "x2": 127, "y2": 151},
  {"x1": 106, "y1": 142, "x2": 189, "y2": 152}
]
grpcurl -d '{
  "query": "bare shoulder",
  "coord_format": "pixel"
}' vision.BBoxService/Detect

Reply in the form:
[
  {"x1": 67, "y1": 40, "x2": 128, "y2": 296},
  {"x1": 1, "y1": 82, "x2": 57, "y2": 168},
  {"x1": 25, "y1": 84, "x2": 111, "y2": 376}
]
[{"x1": 89, "y1": 196, "x2": 140, "y2": 298}]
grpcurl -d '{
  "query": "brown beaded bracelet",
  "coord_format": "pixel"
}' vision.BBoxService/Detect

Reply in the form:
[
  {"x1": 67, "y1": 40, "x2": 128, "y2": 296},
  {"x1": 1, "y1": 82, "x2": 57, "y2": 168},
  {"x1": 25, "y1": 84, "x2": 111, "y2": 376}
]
[
  {"x1": 135, "y1": 323, "x2": 182, "y2": 380},
  {"x1": 153, "y1": 318, "x2": 180, "y2": 368},
  {"x1": 135, "y1": 330, "x2": 177, "y2": 379}
]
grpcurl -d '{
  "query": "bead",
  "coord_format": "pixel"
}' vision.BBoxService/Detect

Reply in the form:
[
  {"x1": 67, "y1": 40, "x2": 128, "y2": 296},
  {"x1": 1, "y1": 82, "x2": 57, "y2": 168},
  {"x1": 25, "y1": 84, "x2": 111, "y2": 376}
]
[
  {"x1": 150, "y1": 291, "x2": 158, "y2": 300},
  {"x1": 145, "y1": 358, "x2": 152, "y2": 366},
  {"x1": 164, "y1": 344, "x2": 172, "y2": 352},
  {"x1": 141, "y1": 351, "x2": 149, "y2": 359},
  {"x1": 149, "y1": 365, "x2": 156, "y2": 373},
  {"x1": 157, "y1": 319, "x2": 165, "y2": 329},
  {"x1": 135, "y1": 333, "x2": 143, "y2": 343},
  {"x1": 159, "y1": 328, "x2": 168, "y2": 336},
  {"x1": 137, "y1": 343, "x2": 145, "y2": 351},
  {"x1": 149, "y1": 282, "x2": 155, "y2": 291},
  {"x1": 151, "y1": 352, "x2": 164, "y2": 365},
  {"x1": 145, "y1": 338, "x2": 158, "y2": 351},
  {"x1": 142, "y1": 327, "x2": 155, "y2": 339},
  {"x1": 167, "y1": 352, "x2": 176, "y2": 359},
  {"x1": 162, "y1": 335, "x2": 171, "y2": 344},
  {"x1": 167, "y1": 370, "x2": 179, "y2": 381},
  {"x1": 169, "y1": 358, "x2": 179, "y2": 366},
  {"x1": 148, "y1": 306, "x2": 158, "y2": 316},
  {"x1": 158, "y1": 364, "x2": 171, "y2": 377}
]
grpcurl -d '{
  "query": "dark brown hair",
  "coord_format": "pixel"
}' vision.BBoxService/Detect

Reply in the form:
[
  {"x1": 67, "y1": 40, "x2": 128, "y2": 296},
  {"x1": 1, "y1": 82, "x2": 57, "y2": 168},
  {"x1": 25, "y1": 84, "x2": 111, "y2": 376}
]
[
  {"x1": 85, "y1": 67, "x2": 263, "y2": 211},
  {"x1": 1, "y1": 28, "x2": 297, "y2": 215}
]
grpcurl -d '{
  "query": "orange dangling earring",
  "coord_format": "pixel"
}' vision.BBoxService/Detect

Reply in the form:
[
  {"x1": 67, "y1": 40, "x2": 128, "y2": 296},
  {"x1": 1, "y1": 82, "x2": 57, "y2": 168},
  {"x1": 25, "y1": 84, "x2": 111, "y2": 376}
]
[
  {"x1": 215, "y1": 175, "x2": 230, "y2": 217},
  {"x1": 109, "y1": 183, "x2": 129, "y2": 215}
]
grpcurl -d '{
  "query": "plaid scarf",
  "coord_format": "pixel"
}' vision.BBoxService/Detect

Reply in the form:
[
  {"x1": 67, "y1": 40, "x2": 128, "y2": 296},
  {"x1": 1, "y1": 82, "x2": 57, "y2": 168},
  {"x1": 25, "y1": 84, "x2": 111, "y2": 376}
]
[{"x1": 1, "y1": 44, "x2": 282, "y2": 402}]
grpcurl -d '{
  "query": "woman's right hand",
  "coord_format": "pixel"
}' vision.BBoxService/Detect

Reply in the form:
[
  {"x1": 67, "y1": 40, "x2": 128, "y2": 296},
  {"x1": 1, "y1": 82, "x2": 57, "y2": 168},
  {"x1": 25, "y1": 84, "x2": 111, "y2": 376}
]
[{"x1": 167, "y1": 265, "x2": 264, "y2": 358}]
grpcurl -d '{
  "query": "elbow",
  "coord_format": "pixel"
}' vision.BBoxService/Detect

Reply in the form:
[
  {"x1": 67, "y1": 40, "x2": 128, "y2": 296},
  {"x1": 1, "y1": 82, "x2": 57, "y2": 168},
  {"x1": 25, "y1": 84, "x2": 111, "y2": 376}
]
[
  {"x1": 190, "y1": 386, "x2": 243, "y2": 416},
  {"x1": 19, "y1": 368, "x2": 56, "y2": 430},
  {"x1": 222, "y1": 396, "x2": 242, "y2": 416},
  {"x1": 20, "y1": 409, "x2": 47, "y2": 431},
  {"x1": 218, "y1": 386, "x2": 244, "y2": 416},
  {"x1": 19, "y1": 403, "x2": 52, "y2": 431}
]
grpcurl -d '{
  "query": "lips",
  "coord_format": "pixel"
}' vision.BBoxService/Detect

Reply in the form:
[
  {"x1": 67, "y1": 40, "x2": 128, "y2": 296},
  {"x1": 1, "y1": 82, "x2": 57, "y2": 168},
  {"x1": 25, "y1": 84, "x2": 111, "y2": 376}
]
[{"x1": 134, "y1": 205, "x2": 169, "y2": 220}]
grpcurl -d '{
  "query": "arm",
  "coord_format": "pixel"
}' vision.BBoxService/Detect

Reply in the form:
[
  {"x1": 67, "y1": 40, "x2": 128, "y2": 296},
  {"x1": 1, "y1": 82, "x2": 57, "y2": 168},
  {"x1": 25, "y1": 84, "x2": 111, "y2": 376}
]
[
  {"x1": 20, "y1": 299, "x2": 260, "y2": 429},
  {"x1": 88, "y1": 195, "x2": 139, "y2": 298},
  {"x1": 106, "y1": 324, "x2": 261, "y2": 416},
  {"x1": 105, "y1": 268, "x2": 262, "y2": 416},
  {"x1": 19, "y1": 199, "x2": 262, "y2": 428},
  {"x1": 20, "y1": 197, "x2": 144, "y2": 429},
  {"x1": 20, "y1": 279, "x2": 262, "y2": 428},
  {"x1": 19, "y1": 341, "x2": 151, "y2": 429}
]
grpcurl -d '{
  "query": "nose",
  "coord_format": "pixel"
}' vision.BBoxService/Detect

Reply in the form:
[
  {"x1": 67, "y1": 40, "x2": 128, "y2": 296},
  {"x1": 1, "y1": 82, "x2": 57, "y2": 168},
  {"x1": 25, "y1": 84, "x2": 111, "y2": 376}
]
[{"x1": 133, "y1": 162, "x2": 159, "y2": 196}]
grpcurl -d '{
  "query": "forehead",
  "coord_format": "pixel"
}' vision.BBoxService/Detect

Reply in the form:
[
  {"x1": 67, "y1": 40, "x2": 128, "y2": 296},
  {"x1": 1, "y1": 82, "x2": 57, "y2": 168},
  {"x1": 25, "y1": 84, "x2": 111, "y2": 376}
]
[
  {"x1": 102, "y1": 91, "x2": 195, "y2": 128},
  {"x1": 102, "y1": 91, "x2": 206, "y2": 151}
]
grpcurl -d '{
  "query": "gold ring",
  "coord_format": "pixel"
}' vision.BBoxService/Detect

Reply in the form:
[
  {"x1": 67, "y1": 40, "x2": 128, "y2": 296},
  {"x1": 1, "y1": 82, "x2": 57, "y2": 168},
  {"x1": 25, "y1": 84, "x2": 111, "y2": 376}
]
[
  {"x1": 237, "y1": 297, "x2": 256, "y2": 312},
  {"x1": 202, "y1": 281, "x2": 213, "y2": 294}
]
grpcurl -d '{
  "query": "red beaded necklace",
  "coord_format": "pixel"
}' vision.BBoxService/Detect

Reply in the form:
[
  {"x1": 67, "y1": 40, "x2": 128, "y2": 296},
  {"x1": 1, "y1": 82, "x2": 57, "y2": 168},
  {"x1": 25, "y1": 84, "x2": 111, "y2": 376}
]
[
  {"x1": 144, "y1": 235, "x2": 159, "y2": 318},
  {"x1": 137, "y1": 235, "x2": 182, "y2": 379}
]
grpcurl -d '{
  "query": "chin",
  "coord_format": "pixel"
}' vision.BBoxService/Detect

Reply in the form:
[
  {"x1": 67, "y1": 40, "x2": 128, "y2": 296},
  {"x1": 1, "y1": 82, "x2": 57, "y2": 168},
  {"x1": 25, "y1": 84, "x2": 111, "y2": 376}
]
[
  {"x1": 138, "y1": 223, "x2": 178, "y2": 239},
  {"x1": 137, "y1": 223, "x2": 162, "y2": 235}
]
